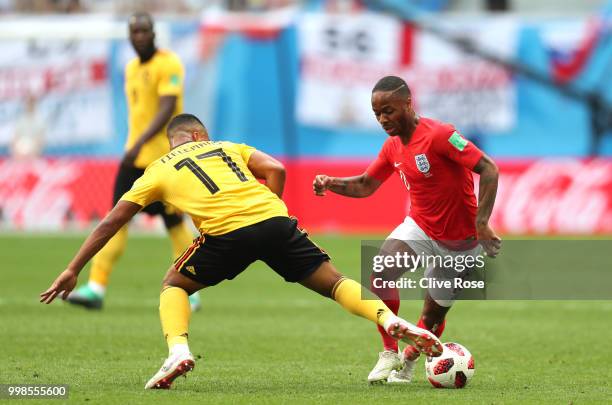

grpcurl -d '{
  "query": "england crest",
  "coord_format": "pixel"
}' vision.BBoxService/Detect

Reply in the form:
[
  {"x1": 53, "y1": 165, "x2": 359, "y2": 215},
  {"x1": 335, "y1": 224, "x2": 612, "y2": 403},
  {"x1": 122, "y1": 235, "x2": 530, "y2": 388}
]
[{"x1": 415, "y1": 154, "x2": 430, "y2": 173}]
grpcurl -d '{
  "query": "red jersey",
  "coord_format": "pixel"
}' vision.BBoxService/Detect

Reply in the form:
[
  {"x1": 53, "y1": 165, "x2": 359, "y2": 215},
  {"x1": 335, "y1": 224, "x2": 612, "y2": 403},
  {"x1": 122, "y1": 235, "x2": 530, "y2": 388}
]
[{"x1": 366, "y1": 117, "x2": 483, "y2": 247}]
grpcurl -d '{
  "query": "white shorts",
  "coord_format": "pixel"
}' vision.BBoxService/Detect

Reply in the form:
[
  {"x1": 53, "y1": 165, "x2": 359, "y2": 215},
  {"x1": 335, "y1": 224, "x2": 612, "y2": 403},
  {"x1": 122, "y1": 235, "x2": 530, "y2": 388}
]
[{"x1": 387, "y1": 216, "x2": 483, "y2": 307}]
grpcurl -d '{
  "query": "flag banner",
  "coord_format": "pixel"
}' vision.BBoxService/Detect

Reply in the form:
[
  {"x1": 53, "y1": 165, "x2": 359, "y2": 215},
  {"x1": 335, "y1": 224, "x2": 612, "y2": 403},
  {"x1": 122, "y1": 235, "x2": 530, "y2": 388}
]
[{"x1": 297, "y1": 12, "x2": 518, "y2": 132}]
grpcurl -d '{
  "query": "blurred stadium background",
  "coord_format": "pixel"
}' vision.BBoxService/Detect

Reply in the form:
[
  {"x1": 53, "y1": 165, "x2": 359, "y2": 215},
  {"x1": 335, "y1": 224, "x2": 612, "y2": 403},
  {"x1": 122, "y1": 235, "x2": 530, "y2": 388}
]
[{"x1": 1, "y1": 0, "x2": 611, "y2": 235}]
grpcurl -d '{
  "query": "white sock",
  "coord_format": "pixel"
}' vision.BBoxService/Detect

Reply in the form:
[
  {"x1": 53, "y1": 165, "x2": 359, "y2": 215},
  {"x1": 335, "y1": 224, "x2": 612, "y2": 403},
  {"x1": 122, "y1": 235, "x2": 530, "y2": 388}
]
[
  {"x1": 170, "y1": 343, "x2": 190, "y2": 356},
  {"x1": 87, "y1": 281, "x2": 106, "y2": 297}
]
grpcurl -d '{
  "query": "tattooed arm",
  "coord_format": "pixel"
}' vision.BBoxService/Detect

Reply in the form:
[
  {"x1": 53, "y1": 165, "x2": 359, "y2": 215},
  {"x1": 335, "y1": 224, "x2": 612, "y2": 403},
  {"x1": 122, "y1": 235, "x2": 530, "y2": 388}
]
[{"x1": 313, "y1": 173, "x2": 382, "y2": 198}]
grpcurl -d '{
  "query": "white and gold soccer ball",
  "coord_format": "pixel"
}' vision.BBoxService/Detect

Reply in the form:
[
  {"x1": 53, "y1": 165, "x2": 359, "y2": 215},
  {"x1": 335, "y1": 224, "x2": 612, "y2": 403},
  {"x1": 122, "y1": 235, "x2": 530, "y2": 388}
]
[{"x1": 425, "y1": 342, "x2": 474, "y2": 388}]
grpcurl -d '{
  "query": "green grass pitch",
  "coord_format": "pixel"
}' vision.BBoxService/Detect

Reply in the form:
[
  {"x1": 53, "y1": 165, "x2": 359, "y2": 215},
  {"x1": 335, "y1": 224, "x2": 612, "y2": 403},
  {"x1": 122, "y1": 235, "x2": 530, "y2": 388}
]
[{"x1": 1, "y1": 234, "x2": 610, "y2": 404}]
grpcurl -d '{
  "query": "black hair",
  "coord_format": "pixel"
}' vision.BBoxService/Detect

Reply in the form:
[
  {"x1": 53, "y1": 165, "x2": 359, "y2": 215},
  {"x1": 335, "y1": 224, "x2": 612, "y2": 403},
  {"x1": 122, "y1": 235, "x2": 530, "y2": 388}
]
[
  {"x1": 372, "y1": 76, "x2": 411, "y2": 99},
  {"x1": 167, "y1": 113, "x2": 206, "y2": 136},
  {"x1": 128, "y1": 12, "x2": 154, "y2": 29}
]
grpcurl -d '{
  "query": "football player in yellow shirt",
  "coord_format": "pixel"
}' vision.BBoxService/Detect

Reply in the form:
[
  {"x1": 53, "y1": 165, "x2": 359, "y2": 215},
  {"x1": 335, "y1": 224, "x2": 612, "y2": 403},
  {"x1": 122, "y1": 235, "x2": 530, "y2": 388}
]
[
  {"x1": 67, "y1": 13, "x2": 200, "y2": 310},
  {"x1": 41, "y1": 114, "x2": 443, "y2": 390}
]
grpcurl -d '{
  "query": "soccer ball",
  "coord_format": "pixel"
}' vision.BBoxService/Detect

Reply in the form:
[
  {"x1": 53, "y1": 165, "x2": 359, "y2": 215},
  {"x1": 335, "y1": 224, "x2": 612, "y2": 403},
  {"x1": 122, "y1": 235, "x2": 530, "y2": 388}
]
[{"x1": 425, "y1": 342, "x2": 474, "y2": 388}]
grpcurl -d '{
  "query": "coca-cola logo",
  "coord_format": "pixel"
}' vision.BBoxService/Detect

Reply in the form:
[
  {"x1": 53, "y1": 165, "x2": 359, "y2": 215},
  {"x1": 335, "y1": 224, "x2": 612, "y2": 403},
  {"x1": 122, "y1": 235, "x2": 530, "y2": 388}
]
[
  {"x1": 490, "y1": 160, "x2": 612, "y2": 234},
  {"x1": 0, "y1": 159, "x2": 78, "y2": 230}
]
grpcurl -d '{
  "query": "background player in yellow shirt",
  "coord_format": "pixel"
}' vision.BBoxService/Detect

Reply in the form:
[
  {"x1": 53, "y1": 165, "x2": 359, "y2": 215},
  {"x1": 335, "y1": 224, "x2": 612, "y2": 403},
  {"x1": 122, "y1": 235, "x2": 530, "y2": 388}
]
[
  {"x1": 67, "y1": 13, "x2": 199, "y2": 310},
  {"x1": 41, "y1": 114, "x2": 442, "y2": 390}
]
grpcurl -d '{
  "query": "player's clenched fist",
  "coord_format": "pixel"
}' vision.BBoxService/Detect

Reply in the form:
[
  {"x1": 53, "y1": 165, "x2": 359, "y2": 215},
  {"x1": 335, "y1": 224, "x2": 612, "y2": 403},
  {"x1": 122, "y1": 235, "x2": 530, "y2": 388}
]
[{"x1": 313, "y1": 174, "x2": 333, "y2": 196}]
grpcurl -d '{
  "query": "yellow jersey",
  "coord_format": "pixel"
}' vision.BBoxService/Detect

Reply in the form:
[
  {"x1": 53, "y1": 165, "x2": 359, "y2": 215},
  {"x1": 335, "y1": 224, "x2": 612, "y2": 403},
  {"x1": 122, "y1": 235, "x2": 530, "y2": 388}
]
[
  {"x1": 124, "y1": 49, "x2": 184, "y2": 168},
  {"x1": 120, "y1": 141, "x2": 289, "y2": 235}
]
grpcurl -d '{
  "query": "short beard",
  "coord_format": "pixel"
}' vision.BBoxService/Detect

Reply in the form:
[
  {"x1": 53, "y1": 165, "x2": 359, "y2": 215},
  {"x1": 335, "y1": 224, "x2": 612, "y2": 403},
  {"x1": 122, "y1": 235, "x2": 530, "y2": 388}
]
[{"x1": 137, "y1": 43, "x2": 157, "y2": 62}]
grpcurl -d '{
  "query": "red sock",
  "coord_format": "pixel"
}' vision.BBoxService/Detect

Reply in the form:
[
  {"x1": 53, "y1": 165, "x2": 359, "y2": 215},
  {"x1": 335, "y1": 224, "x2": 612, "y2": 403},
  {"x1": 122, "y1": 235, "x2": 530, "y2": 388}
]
[
  {"x1": 371, "y1": 274, "x2": 400, "y2": 352},
  {"x1": 416, "y1": 317, "x2": 446, "y2": 338}
]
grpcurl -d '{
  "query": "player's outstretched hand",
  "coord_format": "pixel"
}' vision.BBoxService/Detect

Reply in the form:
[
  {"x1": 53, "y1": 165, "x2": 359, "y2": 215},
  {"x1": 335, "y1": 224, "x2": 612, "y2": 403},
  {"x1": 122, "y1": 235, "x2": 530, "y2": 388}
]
[
  {"x1": 313, "y1": 174, "x2": 332, "y2": 196},
  {"x1": 477, "y1": 224, "x2": 502, "y2": 258},
  {"x1": 40, "y1": 270, "x2": 78, "y2": 304}
]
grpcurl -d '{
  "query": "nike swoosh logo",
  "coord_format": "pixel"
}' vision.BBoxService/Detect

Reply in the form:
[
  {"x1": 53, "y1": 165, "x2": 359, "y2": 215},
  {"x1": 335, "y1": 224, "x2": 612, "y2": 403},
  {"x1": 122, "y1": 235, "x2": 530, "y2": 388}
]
[{"x1": 394, "y1": 162, "x2": 402, "y2": 167}]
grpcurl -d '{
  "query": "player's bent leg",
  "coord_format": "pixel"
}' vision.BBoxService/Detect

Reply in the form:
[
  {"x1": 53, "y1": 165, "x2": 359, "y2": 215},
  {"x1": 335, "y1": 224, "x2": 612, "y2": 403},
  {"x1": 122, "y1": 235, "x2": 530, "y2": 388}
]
[
  {"x1": 391, "y1": 294, "x2": 452, "y2": 384},
  {"x1": 160, "y1": 266, "x2": 205, "y2": 349},
  {"x1": 368, "y1": 239, "x2": 418, "y2": 382},
  {"x1": 405, "y1": 287, "x2": 451, "y2": 361},
  {"x1": 371, "y1": 238, "x2": 414, "y2": 352},
  {"x1": 419, "y1": 293, "x2": 451, "y2": 336},
  {"x1": 297, "y1": 260, "x2": 342, "y2": 298},
  {"x1": 145, "y1": 267, "x2": 206, "y2": 390},
  {"x1": 164, "y1": 219, "x2": 202, "y2": 312},
  {"x1": 160, "y1": 267, "x2": 205, "y2": 352},
  {"x1": 67, "y1": 225, "x2": 129, "y2": 309},
  {"x1": 161, "y1": 265, "x2": 205, "y2": 295},
  {"x1": 299, "y1": 262, "x2": 443, "y2": 358}
]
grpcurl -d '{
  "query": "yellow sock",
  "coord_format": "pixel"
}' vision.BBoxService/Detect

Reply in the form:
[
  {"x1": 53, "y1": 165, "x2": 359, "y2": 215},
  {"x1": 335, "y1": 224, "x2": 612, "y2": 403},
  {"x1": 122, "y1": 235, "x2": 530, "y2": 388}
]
[
  {"x1": 89, "y1": 225, "x2": 128, "y2": 287},
  {"x1": 332, "y1": 278, "x2": 395, "y2": 328},
  {"x1": 160, "y1": 287, "x2": 191, "y2": 349},
  {"x1": 168, "y1": 222, "x2": 194, "y2": 260}
]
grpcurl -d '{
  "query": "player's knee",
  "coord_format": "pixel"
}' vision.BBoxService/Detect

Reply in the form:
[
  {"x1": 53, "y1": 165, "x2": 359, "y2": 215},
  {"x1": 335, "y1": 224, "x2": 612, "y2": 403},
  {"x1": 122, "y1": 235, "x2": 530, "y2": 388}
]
[
  {"x1": 161, "y1": 266, "x2": 183, "y2": 290},
  {"x1": 318, "y1": 269, "x2": 344, "y2": 299},
  {"x1": 162, "y1": 265, "x2": 205, "y2": 295},
  {"x1": 300, "y1": 261, "x2": 343, "y2": 298},
  {"x1": 325, "y1": 271, "x2": 344, "y2": 297}
]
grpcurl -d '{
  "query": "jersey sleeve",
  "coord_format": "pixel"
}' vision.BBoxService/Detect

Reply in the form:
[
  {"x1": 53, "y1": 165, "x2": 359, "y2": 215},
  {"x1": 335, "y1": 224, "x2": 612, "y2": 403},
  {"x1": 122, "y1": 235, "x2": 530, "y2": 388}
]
[
  {"x1": 120, "y1": 164, "x2": 164, "y2": 207},
  {"x1": 365, "y1": 140, "x2": 394, "y2": 182},
  {"x1": 234, "y1": 143, "x2": 257, "y2": 164},
  {"x1": 435, "y1": 126, "x2": 483, "y2": 170},
  {"x1": 157, "y1": 55, "x2": 184, "y2": 97}
]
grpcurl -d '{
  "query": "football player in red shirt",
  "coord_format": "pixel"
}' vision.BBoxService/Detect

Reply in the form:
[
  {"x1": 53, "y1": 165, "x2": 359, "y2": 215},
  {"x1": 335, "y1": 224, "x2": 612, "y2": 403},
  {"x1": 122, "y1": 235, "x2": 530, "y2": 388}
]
[{"x1": 313, "y1": 76, "x2": 501, "y2": 384}]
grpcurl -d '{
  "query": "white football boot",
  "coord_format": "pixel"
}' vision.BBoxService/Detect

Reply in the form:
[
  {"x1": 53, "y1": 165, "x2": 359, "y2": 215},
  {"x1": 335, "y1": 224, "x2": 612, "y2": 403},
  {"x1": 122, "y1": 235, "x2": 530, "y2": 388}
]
[
  {"x1": 145, "y1": 349, "x2": 195, "y2": 389},
  {"x1": 367, "y1": 350, "x2": 402, "y2": 383},
  {"x1": 387, "y1": 346, "x2": 420, "y2": 383}
]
